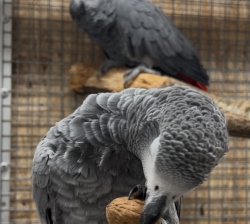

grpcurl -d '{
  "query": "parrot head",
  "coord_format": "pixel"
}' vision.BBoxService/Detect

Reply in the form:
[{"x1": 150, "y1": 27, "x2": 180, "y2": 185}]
[
  {"x1": 69, "y1": 0, "x2": 102, "y2": 14},
  {"x1": 139, "y1": 136, "x2": 192, "y2": 224},
  {"x1": 139, "y1": 107, "x2": 228, "y2": 224},
  {"x1": 69, "y1": 0, "x2": 115, "y2": 34},
  {"x1": 69, "y1": 0, "x2": 105, "y2": 22}
]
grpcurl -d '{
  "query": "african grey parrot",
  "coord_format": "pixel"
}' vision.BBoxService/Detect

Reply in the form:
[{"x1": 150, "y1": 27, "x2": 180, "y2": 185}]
[
  {"x1": 69, "y1": 0, "x2": 209, "y2": 91},
  {"x1": 32, "y1": 85, "x2": 228, "y2": 224}
]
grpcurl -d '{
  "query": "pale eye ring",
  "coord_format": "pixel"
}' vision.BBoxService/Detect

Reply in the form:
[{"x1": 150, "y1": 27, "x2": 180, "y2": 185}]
[{"x1": 154, "y1": 185, "x2": 159, "y2": 190}]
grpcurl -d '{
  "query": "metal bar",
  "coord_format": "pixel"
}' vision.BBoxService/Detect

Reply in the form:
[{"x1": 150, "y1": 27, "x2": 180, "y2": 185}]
[{"x1": 0, "y1": 0, "x2": 12, "y2": 223}]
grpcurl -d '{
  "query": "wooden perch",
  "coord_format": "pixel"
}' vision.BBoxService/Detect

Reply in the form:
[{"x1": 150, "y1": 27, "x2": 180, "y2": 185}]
[{"x1": 69, "y1": 63, "x2": 250, "y2": 139}]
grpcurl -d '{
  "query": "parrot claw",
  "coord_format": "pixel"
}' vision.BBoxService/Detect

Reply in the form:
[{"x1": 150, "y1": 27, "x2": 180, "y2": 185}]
[
  {"x1": 97, "y1": 60, "x2": 124, "y2": 79},
  {"x1": 96, "y1": 60, "x2": 114, "y2": 79},
  {"x1": 128, "y1": 184, "x2": 147, "y2": 200},
  {"x1": 123, "y1": 65, "x2": 161, "y2": 87}
]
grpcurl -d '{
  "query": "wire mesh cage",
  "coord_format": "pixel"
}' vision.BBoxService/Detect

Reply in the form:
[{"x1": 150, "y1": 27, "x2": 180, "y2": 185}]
[{"x1": 0, "y1": 0, "x2": 249, "y2": 223}]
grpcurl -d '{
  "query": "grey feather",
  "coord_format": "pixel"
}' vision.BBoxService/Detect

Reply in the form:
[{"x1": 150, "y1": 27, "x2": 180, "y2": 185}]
[
  {"x1": 96, "y1": 93, "x2": 112, "y2": 111},
  {"x1": 32, "y1": 85, "x2": 228, "y2": 224},
  {"x1": 106, "y1": 93, "x2": 122, "y2": 113},
  {"x1": 69, "y1": 0, "x2": 209, "y2": 88}
]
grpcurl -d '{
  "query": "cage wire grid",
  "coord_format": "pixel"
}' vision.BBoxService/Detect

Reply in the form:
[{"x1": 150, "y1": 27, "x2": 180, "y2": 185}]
[{"x1": 0, "y1": 0, "x2": 249, "y2": 223}]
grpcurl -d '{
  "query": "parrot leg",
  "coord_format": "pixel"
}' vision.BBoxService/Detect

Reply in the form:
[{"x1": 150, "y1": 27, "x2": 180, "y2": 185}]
[
  {"x1": 128, "y1": 184, "x2": 147, "y2": 200},
  {"x1": 123, "y1": 65, "x2": 161, "y2": 87},
  {"x1": 97, "y1": 60, "x2": 124, "y2": 78}
]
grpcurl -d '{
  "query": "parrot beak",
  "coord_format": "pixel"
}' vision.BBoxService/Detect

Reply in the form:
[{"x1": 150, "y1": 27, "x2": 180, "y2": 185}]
[
  {"x1": 69, "y1": 0, "x2": 85, "y2": 19},
  {"x1": 139, "y1": 195, "x2": 167, "y2": 224}
]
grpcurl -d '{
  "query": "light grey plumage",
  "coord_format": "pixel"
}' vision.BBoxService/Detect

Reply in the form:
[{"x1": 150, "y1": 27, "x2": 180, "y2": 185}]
[
  {"x1": 69, "y1": 0, "x2": 209, "y2": 91},
  {"x1": 32, "y1": 86, "x2": 228, "y2": 224}
]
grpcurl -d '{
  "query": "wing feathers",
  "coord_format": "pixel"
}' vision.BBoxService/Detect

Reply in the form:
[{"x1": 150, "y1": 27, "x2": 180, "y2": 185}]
[{"x1": 116, "y1": 0, "x2": 209, "y2": 85}]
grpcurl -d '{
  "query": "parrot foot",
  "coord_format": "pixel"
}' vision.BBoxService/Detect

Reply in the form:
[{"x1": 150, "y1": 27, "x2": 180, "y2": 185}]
[
  {"x1": 97, "y1": 60, "x2": 124, "y2": 79},
  {"x1": 123, "y1": 65, "x2": 161, "y2": 87},
  {"x1": 128, "y1": 184, "x2": 147, "y2": 200}
]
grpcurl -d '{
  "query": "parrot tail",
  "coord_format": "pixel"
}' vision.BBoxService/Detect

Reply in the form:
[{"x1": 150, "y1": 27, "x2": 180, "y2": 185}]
[{"x1": 176, "y1": 72, "x2": 208, "y2": 91}]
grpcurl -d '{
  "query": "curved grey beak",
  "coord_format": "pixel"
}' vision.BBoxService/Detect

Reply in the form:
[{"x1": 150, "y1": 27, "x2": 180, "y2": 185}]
[
  {"x1": 139, "y1": 195, "x2": 167, "y2": 224},
  {"x1": 69, "y1": 0, "x2": 85, "y2": 19}
]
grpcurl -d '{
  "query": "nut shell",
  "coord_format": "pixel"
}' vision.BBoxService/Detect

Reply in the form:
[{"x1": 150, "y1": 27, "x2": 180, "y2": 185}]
[{"x1": 106, "y1": 197, "x2": 161, "y2": 224}]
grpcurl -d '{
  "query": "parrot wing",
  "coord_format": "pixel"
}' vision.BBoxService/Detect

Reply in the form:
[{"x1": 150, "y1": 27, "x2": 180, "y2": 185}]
[
  {"x1": 116, "y1": 0, "x2": 209, "y2": 88},
  {"x1": 32, "y1": 93, "x2": 145, "y2": 224}
]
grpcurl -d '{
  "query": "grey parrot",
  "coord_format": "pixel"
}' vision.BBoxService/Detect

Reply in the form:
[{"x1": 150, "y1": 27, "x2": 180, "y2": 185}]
[
  {"x1": 69, "y1": 0, "x2": 209, "y2": 91},
  {"x1": 32, "y1": 85, "x2": 228, "y2": 224}
]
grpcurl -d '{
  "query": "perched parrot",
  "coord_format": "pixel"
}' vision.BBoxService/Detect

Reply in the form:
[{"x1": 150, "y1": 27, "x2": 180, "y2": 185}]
[
  {"x1": 32, "y1": 86, "x2": 228, "y2": 224},
  {"x1": 69, "y1": 0, "x2": 209, "y2": 91}
]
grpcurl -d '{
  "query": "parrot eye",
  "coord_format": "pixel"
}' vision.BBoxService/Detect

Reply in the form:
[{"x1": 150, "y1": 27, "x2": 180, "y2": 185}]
[{"x1": 155, "y1": 185, "x2": 159, "y2": 191}]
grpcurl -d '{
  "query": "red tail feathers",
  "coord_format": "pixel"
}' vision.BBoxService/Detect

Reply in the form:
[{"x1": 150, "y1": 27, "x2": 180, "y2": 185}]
[{"x1": 176, "y1": 72, "x2": 208, "y2": 91}]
